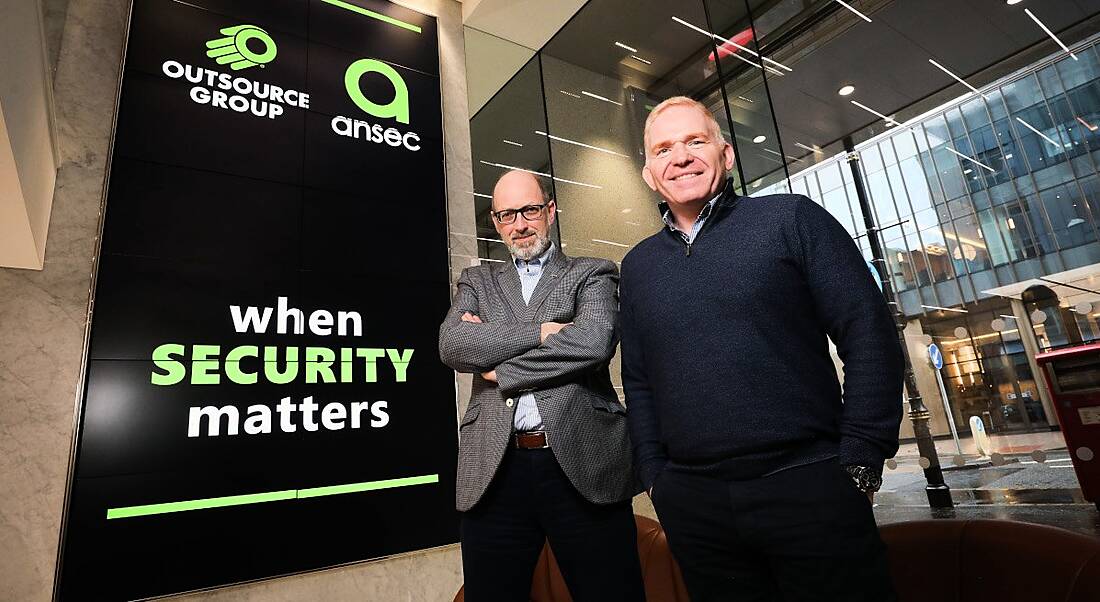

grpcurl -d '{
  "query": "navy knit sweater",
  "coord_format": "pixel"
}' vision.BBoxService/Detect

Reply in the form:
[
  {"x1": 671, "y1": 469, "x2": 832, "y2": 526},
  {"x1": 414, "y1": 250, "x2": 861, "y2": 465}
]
[{"x1": 620, "y1": 185, "x2": 904, "y2": 489}]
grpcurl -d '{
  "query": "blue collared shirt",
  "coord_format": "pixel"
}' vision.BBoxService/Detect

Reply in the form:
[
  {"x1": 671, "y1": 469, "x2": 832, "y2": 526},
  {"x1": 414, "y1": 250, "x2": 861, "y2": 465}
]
[
  {"x1": 662, "y1": 192, "x2": 721, "y2": 244},
  {"x1": 512, "y1": 243, "x2": 554, "y2": 431}
]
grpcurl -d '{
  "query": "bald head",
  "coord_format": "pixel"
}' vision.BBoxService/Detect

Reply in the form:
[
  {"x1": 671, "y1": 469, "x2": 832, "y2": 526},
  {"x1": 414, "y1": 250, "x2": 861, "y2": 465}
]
[
  {"x1": 490, "y1": 169, "x2": 555, "y2": 261},
  {"x1": 492, "y1": 170, "x2": 546, "y2": 211}
]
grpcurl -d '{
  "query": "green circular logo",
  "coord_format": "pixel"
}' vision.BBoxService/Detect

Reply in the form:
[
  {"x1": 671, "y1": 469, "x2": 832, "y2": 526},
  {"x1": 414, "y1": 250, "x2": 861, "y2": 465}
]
[
  {"x1": 234, "y1": 27, "x2": 277, "y2": 65},
  {"x1": 206, "y1": 25, "x2": 277, "y2": 71}
]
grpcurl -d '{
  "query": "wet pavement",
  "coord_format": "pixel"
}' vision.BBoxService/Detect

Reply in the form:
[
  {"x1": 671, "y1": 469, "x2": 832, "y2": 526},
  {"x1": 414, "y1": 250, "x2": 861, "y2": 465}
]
[{"x1": 876, "y1": 431, "x2": 1100, "y2": 537}]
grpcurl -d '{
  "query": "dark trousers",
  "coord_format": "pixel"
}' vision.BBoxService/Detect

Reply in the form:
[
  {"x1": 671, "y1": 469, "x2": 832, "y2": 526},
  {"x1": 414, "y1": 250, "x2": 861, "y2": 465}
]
[
  {"x1": 651, "y1": 458, "x2": 896, "y2": 602},
  {"x1": 460, "y1": 447, "x2": 645, "y2": 602}
]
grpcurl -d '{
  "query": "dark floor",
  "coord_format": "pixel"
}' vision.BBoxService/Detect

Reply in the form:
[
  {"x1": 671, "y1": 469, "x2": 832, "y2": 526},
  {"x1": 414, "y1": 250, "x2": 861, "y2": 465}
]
[{"x1": 876, "y1": 449, "x2": 1100, "y2": 537}]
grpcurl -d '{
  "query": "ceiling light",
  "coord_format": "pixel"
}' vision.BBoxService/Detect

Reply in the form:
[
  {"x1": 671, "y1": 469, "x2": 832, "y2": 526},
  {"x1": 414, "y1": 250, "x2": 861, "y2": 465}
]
[
  {"x1": 838, "y1": 84, "x2": 855, "y2": 96},
  {"x1": 834, "y1": 0, "x2": 873, "y2": 23},
  {"x1": 592, "y1": 238, "x2": 630, "y2": 248},
  {"x1": 1024, "y1": 8, "x2": 1077, "y2": 60},
  {"x1": 850, "y1": 100, "x2": 903, "y2": 126},
  {"x1": 753, "y1": 135, "x2": 767, "y2": 143},
  {"x1": 672, "y1": 16, "x2": 788, "y2": 75},
  {"x1": 478, "y1": 160, "x2": 602, "y2": 189},
  {"x1": 710, "y1": 32, "x2": 793, "y2": 72},
  {"x1": 629, "y1": 55, "x2": 652, "y2": 65},
  {"x1": 737, "y1": 95, "x2": 755, "y2": 103},
  {"x1": 502, "y1": 139, "x2": 523, "y2": 147},
  {"x1": 922, "y1": 304, "x2": 969, "y2": 313},
  {"x1": 534, "y1": 130, "x2": 628, "y2": 157},
  {"x1": 1015, "y1": 116, "x2": 1061, "y2": 147},
  {"x1": 946, "y1": 147, "x2": 995, "y2": 172},
  {"x1": 560, "y1": 90, "x2": 581, "y2": 99},
  {"x1": 963, "y1": 168, "x2": 973, "y2": 174},
  {"x1": 1007, "y1": 0, "x2": 1023, "y2": 4},
  {"x1": 614, "y1": 41, "x2": 638, "y2": 52},
  {"x1": 580, "y1": 90, "x2": 622, "y2": 106},
  {"x1": 928, "y1": 58, "x2": 987, "y2": 98}
]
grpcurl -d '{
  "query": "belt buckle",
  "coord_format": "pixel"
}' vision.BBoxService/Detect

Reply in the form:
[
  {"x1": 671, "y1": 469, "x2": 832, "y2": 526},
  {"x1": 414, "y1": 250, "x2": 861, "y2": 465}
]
[{"x1": 515, "y1": 430, "x2": 549, "y2": 449}]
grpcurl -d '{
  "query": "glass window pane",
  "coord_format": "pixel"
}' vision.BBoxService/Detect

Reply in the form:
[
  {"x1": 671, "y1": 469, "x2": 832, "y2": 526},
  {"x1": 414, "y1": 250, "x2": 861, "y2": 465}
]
[
  {"x1": 892, "y1": 130, "x2": 919, "y2": 161},
  {"x1": 867, "y1": 169, "x2": 898, "y2": 224},
  {"x1": 977, "y1": 208, "x2": 1011, "y2": 265},
  {"x1": 901, "y1": 156, "x2": 934, "y2": 213},
  {"x1": 1040, "y1": 183, "x2": 1097, "y2": 249}
]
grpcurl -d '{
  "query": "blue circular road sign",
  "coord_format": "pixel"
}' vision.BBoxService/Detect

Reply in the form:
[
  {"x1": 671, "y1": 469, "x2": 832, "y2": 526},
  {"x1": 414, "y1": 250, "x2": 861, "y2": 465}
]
[{"x1": 928, "y1": 343, "x2": 943, "y2": 370}]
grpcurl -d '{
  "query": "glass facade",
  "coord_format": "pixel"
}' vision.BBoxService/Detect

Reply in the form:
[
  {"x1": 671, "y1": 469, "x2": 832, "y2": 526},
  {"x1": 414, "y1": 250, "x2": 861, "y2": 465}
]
[
  {"x1": 464, "y1": 0, "x2": 1100, "y2": 445},
  {"x1": 753, "y1": 37, "x2": 1100, "y2": 437},
  {"x1": 763, "y1": 41, "x2": 1100, "y2": 314}
]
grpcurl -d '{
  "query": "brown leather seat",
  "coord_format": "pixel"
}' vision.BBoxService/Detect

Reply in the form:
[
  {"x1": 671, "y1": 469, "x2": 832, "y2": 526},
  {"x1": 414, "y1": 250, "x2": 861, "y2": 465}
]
[
  {"x1": 879, "y1": 519, "x2": 1100, "y2": 602},
  {"x1": 455, "y1": 517, "x2": 1100, "y2": 601},
  {"x1": 453, "y1": 514, "x2": 689, "y2": 602}
]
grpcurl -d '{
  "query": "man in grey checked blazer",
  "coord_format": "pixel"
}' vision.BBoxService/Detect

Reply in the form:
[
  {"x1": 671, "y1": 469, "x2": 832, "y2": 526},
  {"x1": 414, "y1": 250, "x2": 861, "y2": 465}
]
[{"x1": 439, "y1": 170, "x2": 644, "y2": 601}]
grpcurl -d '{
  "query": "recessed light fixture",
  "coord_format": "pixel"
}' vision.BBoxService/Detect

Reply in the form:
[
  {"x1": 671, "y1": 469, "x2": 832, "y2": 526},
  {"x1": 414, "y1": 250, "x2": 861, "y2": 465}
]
[
  {"x1": 753, "y1": 135, "x2": 767, "y2": 143},
  {"x1": 850, "y1": 100, "x2": 903, "y2": 126},
  {"x1": 946, "y1": 147, "x2": 995, "y2": 172},
  {"x1": 928, "y1": 59, "x2": 986, "y2": 98},
  {"x1": 614, "y1": 41, "x2": 638, "y2": 52},
  {"x1": 1015, "y1": 116, "x2": 1061, "y2": 147},
  {"x1": 1024, "y1": 8, "x2": 1077, "y2": 60},
  {"x1": 671, "y1": 16, "x2": 789, "y2": 75},
  {"x1": 534, "y1": 130, "x2": 628, "y2": 157},
  {"x1": 834, "y1": 0, "x2": 873, "y2": 23},
  {"x1": 1007, "y1": 0, "x2": 1023, "y2": 5},
  {"x1": 592, "y1": 238, "x2": 630, "y2": 248},
  {"x1": 838, "y1": 84, "x2": 855, "y2": 96},
  {"x1": 629, "y1": 55, "x2": 652, "y2": 65},
  {"x1": 922, "y1": 304, "x2": 969, "y2": 314},
  {"x1": 581, "y1": 90, "x2": 623, "y2": 106},
  {"x1": 737, "y1": 95, "x2": 755, "y2": 103},
  {"x1": 478, "y1": 160, "x2": 602, "y2": 189},
  {"x1": 502, "y1": 139, "x2": 523, "y2": 147}
]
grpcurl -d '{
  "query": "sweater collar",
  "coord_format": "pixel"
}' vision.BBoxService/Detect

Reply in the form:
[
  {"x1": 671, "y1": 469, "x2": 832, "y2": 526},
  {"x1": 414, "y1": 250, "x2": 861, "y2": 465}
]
[{"x1": 656, "y1": 178, "x2": 740, "y2": 238}]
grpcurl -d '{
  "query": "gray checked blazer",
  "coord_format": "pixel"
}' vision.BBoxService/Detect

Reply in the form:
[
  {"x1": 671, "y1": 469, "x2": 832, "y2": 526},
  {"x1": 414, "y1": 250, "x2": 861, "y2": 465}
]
[{"x1": 439, "y1": 249, "x2": 636, "y2": 512}]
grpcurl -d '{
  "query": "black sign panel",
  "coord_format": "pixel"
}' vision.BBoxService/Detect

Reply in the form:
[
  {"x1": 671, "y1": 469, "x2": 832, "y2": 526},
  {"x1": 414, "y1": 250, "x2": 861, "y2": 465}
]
[{"x1": 56, "y1": 0, "x2": 457, "y2": 598}]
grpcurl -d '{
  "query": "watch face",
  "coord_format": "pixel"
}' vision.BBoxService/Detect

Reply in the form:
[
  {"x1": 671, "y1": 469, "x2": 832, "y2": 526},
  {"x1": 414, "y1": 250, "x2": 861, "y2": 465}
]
[{"x1": 846, "y1": 465, "x2": 882, "y2": 492}]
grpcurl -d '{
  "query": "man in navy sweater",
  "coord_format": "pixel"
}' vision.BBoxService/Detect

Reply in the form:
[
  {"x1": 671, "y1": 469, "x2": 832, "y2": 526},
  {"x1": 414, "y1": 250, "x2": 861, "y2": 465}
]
[{"x1": 621, "y1": 96, "x2": 903, "y2": 601}]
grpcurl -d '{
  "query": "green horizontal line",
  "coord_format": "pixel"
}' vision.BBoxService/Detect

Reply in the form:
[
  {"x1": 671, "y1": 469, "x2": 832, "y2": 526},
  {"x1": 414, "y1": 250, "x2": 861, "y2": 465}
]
[
  {"x1": 106, "y1": 474, "x2": 438, "y2": 519},
  {"x1": 107, "y1": 489, "x2": 296, "y2": 519},
  {"x1": 321, "y1": 0, "x2": 422, "y2": 34},
  {"x1": 298, "y1": 474, "x2": 439, "y2": 498}
]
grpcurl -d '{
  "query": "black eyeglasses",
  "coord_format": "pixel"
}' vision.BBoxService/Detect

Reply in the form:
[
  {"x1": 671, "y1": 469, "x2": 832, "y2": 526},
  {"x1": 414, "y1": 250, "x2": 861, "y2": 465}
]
[{"x1": 491, "y1": 203, "x2": 549, "y2": 225}]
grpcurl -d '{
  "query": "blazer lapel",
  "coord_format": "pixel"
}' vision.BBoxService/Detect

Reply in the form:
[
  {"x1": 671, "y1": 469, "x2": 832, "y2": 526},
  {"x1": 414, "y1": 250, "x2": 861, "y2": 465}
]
[
  {"x1": 493, "y1": 260, "x2": 526, "y2": 319},
  {"x1": 526, "y1": 249, "x2": 569, "y2": 316}
]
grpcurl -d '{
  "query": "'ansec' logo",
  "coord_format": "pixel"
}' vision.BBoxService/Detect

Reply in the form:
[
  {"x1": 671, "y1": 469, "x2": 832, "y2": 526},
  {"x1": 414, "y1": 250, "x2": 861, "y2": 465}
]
[
  {"x1": 344, "y1": 59, "x2": 409, "y2": 125},
  {"x1": 333, "y1": 58, "x2": 420, "y2": 151},
  {"x1": 205, "y1": 25, "x2": 277, "y2": 71}
]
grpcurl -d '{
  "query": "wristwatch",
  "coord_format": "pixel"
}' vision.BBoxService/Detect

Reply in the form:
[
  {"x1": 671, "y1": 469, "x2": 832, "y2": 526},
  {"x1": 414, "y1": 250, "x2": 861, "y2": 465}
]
[{"x1": 844, "y1": 464, "x2": 883, "y2": 494}]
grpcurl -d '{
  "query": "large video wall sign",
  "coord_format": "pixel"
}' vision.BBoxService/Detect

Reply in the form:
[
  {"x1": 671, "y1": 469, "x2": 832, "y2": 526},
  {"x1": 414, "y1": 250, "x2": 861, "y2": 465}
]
[{"x1": 55, "y1": 1, "x2": 457, "y2": 598}]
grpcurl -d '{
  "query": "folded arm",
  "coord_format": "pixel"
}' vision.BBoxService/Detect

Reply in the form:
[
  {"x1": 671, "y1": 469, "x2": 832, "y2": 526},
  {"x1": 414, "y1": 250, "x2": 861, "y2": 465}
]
[
  {"x1": 493, "y1": 261, "x2": 619, "y2": 396},
  {"x1": 438, "y1": 269, "x2": 541, "y2": 374}
]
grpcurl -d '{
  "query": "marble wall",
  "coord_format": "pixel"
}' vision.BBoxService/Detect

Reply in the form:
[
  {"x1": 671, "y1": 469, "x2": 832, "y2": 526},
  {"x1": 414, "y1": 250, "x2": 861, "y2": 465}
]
[{"x1": 0, "y1": 0, "x2": 476, "y2": 599}]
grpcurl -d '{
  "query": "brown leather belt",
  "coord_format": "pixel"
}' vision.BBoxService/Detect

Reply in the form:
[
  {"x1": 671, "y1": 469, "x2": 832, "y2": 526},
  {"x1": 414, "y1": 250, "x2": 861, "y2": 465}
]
[{"x1": 512, "y1": 431, "x2": 549, "y2": 449}]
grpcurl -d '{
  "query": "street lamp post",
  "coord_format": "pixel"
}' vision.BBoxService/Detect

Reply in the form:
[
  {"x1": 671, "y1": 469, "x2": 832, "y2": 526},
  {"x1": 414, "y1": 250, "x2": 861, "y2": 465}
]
[{"x1": 843, "y1": 136, "x2": 953, "y2": 509}]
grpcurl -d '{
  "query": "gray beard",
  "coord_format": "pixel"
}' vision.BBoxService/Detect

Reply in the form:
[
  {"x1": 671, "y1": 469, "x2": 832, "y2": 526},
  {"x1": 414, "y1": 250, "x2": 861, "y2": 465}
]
[{"x1": 509, "y1": 233, "x2": 552, "y2": 261}]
